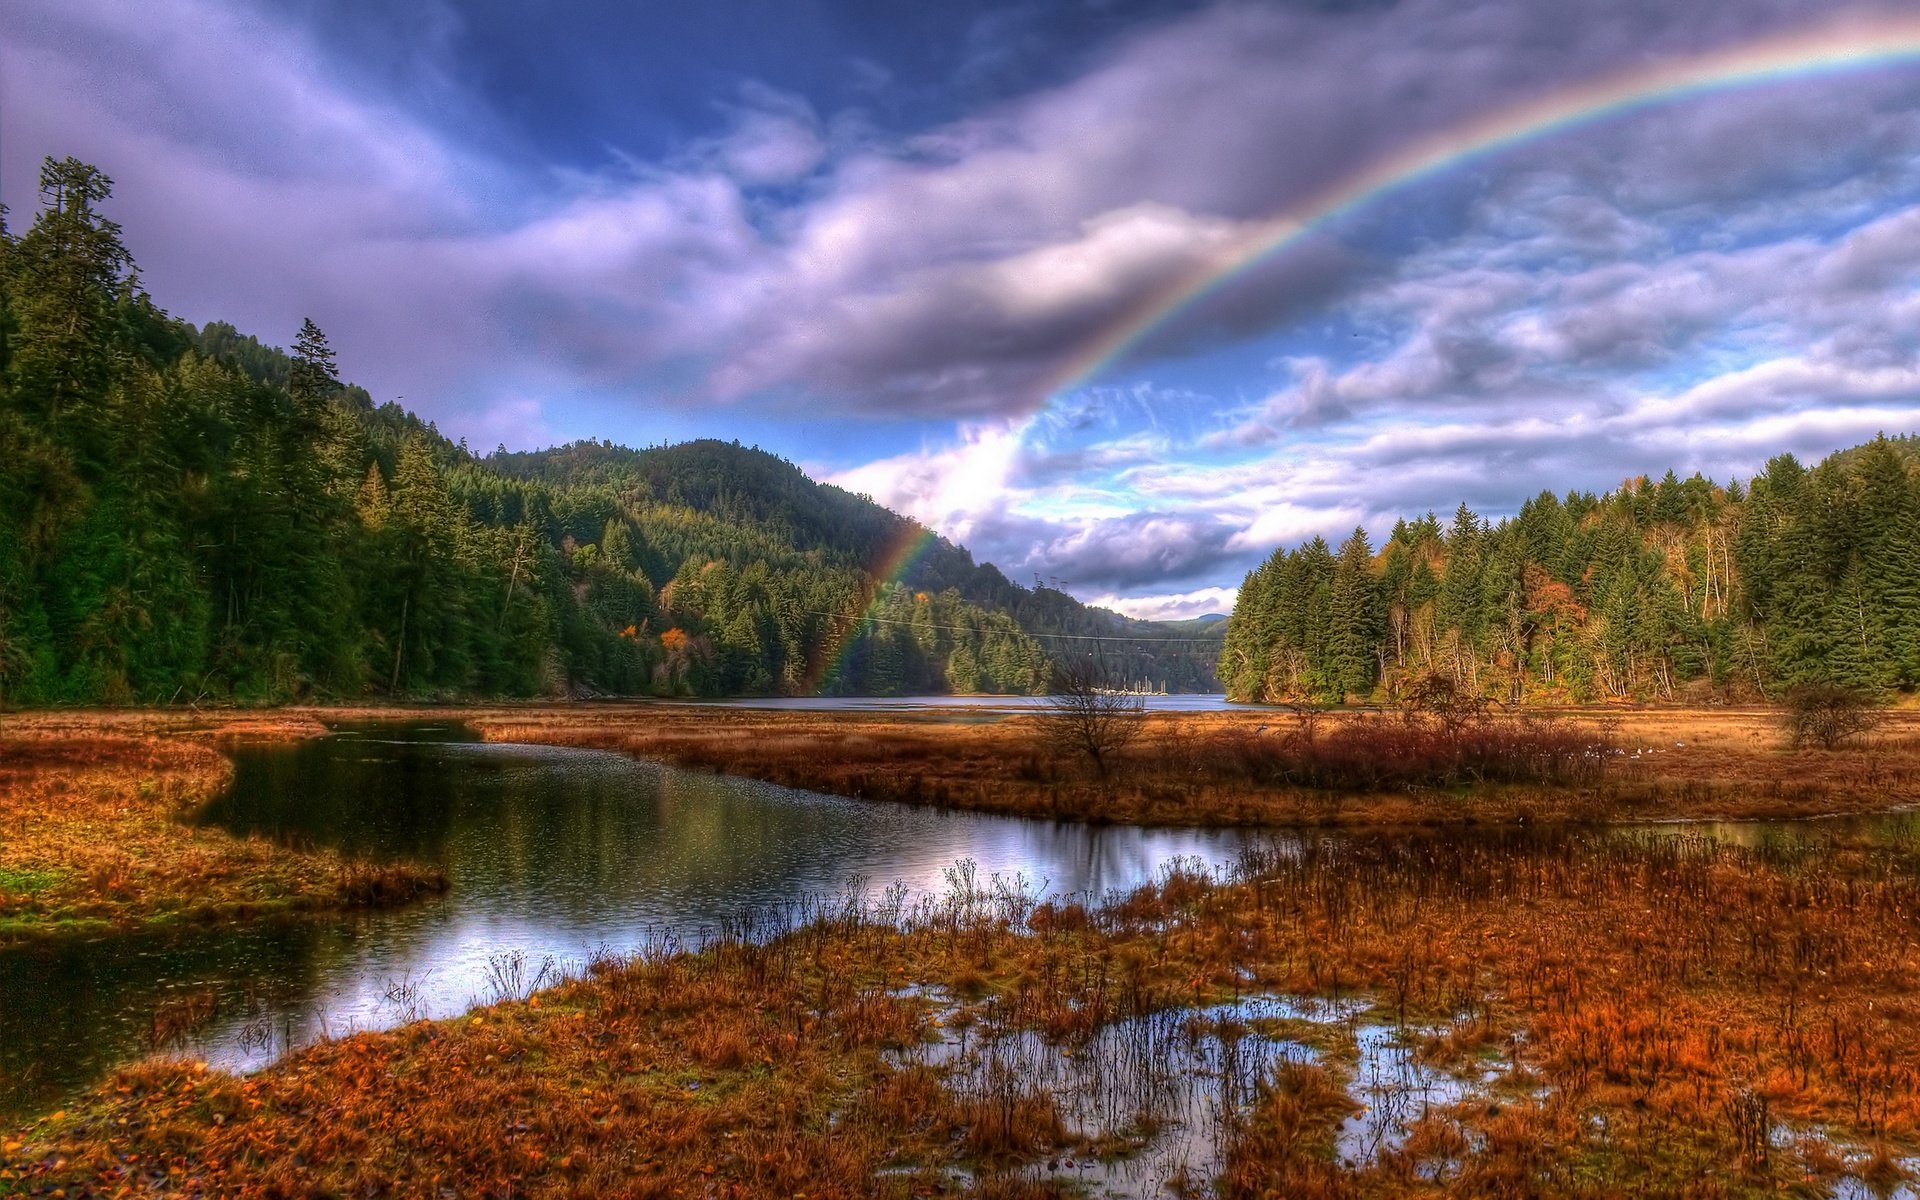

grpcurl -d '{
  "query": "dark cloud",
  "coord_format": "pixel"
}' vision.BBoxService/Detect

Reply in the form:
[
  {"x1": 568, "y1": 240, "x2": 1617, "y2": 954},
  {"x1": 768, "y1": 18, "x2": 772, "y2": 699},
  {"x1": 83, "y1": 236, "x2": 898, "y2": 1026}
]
[
  {"x1": 11, "y1": 0, "x2": 1920, "y2": 616},
  {"x1": 12, "y1": 0, "x2": 1916, "y2": 435}
]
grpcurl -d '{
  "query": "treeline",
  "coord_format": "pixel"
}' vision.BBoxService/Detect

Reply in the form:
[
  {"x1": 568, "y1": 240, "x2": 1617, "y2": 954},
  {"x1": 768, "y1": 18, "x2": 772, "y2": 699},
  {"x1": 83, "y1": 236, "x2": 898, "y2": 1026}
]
[
  {"x1": 488, "y1": 439, "x2": 1226, "y2": 693},
  {"x1": 1220, "y1": 437, "x2": 1920, "y2": 705},
  {"x1": 0, "y1": 157, "x2": 1066, "y2": 703}
]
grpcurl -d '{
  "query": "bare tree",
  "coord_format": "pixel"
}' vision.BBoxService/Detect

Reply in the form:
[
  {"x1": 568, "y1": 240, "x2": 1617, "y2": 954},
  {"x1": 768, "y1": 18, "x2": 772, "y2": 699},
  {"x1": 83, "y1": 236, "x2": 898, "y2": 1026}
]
[
  {"x1": 1395, "y1": 670, "x2": 1491, "y2": 738},
  {"x1": 1782, "y1": 682, "x2": 1883, "y2": 749},
  {"x1": 1041, "y1": 660, "x2": 1146, "y2": 778}
]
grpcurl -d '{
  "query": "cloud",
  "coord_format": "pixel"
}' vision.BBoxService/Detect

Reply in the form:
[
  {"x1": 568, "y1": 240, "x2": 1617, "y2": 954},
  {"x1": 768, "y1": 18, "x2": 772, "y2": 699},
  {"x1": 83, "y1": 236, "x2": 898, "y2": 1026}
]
[
  {"x1": 827, "y1": 421, "x2": 1031, "y2": 545},
  {"x1": 828, "y1": 418, "x2": 1257, "y2": 595},
  {"x1": 1086, "y1": 585, "x2": 1239, "y2": 622},
  {"x1": 10, "y1": 0, "x2": 1920, "y2": 614},
  {"x1": 1219, "y1": 177, "x2": 1920, "y2": 451},
  {"x1": 18, "y1": 0, "x2": 1915, "y2": 432},
  {"x1": 703, "y1": 85, "x2": 827, "y2": 187}
]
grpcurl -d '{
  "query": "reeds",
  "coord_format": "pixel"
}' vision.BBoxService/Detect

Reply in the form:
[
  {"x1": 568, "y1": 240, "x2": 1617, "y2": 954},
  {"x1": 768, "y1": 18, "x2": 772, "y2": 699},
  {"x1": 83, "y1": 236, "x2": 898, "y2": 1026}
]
[
  {"x1": 16, "y1": 818, "x2": 1920, "y2": 1197},
  {"x1": 466, "y1": 702, "x2": 1920, "y2": 827},
  {"x1": 1211, "y1": 710, "x2": 1612, "y2": 790},
  {"x1": 0, "y1": 719, "x2": 444, "y2": 938}
]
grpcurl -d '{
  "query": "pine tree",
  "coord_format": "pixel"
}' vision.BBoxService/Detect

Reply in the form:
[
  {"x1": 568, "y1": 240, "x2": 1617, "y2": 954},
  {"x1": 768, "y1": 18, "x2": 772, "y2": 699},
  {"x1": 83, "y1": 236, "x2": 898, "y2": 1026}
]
[{"x1": 1326, "y1": 528, "x2": 1381, "y2": 700}]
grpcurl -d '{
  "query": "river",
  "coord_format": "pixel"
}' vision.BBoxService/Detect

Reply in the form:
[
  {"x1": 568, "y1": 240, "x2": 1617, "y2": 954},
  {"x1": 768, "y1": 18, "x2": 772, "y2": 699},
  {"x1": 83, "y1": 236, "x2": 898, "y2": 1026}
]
[
  {"x1": 4, "y1": 716, "x2": 1912, "y2": 1122},
  {"x1": 0, "y1": 720, "x2": 1256, "y2": 1117}
]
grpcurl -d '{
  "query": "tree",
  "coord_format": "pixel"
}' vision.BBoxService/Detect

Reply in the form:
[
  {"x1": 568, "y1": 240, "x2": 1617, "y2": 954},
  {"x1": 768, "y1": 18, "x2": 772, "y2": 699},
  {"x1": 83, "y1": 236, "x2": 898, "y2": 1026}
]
[
  {"x1": 288, "y1": 318, "x2": 338, "y2": 412},
  {"x1": 1326, "y1": 528, "x2": 1381, "y2": 700},
  {"x1": 1040, "y1": 659, "x2": 1145, "y2": 778},
  {"x1": 1781, "y1": 683, "x2": 1882, "y2": 750},
  {"x1": 6, "y1": 157, "x2": 133, "y2": 438}
]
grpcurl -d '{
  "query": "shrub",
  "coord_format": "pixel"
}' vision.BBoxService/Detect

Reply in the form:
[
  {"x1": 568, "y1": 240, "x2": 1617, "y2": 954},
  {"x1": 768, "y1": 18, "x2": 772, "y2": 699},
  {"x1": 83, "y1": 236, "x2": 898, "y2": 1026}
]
[
  {"x1": 1040, "y1": 661, "x2": 1145, "y2": 778},
  {"x1": 1221, "y1": 710, "x2": 1611, "y2": 791},
  {"x1": 1782, "y1": 682, "x2": 1883, "y2": 750}
]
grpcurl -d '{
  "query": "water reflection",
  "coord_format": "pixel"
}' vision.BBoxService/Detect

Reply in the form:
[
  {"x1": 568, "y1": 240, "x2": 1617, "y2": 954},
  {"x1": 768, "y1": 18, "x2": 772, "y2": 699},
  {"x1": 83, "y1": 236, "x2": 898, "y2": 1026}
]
[
  {"x1": 1, "y1": 723, "x2": 1254, "y2": 1117},
  {"x1": 8, "y1": 721, "x2": 1910, "y2": 1122},
  {"x1": 692, "y1": 693, "x2": 1251, "y2": 714}
]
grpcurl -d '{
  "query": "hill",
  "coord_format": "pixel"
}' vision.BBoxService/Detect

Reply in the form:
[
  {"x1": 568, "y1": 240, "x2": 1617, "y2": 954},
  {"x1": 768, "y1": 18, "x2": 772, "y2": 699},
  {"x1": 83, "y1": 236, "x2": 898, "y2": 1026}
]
[
  {"x1": 0, "y1": 156, "x2": 1217, "y2": 704},
  {"x1": 487, "y1": 439, "x2": 1225, "y2": 692}
]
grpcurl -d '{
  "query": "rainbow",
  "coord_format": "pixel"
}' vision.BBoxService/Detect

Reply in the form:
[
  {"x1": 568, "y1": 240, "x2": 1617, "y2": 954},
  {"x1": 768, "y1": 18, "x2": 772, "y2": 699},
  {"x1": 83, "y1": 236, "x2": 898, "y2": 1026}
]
[
  {"x1": 1036, "y1": 15, "x2": 1920, "y2": 403},
  {"x1": 801, "y1": 523, "x2": 942, "y2": 693},
  {"x1": 812, "y1": 18, "x2": 1920, "y2": 693}
]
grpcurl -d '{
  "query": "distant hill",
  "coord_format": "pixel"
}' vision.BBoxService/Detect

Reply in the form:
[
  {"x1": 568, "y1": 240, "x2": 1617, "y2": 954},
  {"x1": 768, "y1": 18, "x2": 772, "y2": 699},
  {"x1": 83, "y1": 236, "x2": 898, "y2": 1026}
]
[
  {"x1": 0, "y1": 156, "x2": 1219, "y2": 704},
  {"x1": 490, "y1": 439, "x2": 1225, "y2": 693}
]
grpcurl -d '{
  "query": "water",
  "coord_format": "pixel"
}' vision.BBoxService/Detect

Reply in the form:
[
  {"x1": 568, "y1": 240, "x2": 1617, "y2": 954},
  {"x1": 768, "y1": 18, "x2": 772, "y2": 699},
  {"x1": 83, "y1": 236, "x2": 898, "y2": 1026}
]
[
  {"x1": 0, "y1": 721, "x2": 1256, "y2": 1118},
  {"x1": 894, "y1": 992, "x2": 1496, "y2": 1197},
  {"x1": 691, "y1": 693, "x2": 1254, "y2": 714}
]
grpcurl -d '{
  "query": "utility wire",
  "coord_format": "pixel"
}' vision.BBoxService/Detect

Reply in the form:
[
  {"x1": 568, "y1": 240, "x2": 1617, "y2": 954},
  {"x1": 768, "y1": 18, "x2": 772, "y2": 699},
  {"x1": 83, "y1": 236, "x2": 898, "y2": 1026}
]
[{"x1": 785, "y1": 606, "x2": 1226, "y2": 643}]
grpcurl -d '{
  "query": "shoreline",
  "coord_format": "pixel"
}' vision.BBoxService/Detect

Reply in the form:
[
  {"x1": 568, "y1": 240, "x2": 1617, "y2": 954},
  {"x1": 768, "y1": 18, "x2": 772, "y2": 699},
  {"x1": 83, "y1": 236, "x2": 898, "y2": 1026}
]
[
  {"x1": 11, "y1": 822, "x2": 1920, "y2": 1196},
  {"x1": 0, "y1": 712, "x2": 446, "y2": 944}
]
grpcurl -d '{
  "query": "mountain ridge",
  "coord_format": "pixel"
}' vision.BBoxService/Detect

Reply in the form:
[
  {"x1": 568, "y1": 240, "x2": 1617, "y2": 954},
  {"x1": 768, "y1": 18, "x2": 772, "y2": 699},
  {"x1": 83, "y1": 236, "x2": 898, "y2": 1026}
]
[{"x1": 0, "y1": 157, "x2": 1221, "y2": 703}]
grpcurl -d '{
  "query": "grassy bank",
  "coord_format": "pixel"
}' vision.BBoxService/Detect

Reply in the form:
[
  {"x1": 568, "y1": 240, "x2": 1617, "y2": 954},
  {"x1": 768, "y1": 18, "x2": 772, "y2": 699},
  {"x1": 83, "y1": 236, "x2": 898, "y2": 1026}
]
[
  {"x1": 0, "y1": 712, "x2": 445, "y2": 940},
  {"x1": 467, "y1": 703, "x2": 1920, "y2": 827},
  {"x1": 8, "y1": 822, "x2": 1920, "y2": 1196}
]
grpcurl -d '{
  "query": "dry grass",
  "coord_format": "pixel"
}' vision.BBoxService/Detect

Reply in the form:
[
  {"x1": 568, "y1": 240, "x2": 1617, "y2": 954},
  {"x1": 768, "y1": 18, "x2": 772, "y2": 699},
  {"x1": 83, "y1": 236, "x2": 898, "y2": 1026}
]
[
  {"x1": 0, "y1": 710, "x2": 445, "y2": 939},
  {"x1": 458, "y1": 703, "x2": 1920, "y2": 827},
  {"x1": 10, "y1": 822, "x2": 1920, "y2": 1196}
]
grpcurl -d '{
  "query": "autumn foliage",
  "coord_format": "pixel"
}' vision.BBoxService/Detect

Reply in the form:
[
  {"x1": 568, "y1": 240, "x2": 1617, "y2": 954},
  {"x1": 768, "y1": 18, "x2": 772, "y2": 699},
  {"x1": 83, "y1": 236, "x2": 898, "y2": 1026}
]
[
  {"x1": 0, "y1": 711, "x2": 444, "y2": 939},
  {"x1": 12, "y1": 822, "x2": 1920, "y2": 1195}
]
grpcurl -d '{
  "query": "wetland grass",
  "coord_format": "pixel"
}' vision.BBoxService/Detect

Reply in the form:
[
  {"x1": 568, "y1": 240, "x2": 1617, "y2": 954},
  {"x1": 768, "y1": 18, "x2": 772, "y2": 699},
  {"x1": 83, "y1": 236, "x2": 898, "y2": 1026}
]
[
  {"x1": 466, "y1": 702, "x2": 1920, "y2": 827},
  {"x1": 0, "y1": 712, "x2": 445, "y2": 939},
  {"x1": 11, "y1": 820, "x2": 1920, "y2": 1197}
]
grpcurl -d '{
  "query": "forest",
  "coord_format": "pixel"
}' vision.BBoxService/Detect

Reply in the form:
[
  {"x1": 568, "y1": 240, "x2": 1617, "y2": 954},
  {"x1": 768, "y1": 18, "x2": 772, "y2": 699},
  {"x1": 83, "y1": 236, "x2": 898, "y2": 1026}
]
[
  {"x1": 0, "y1": 157, "x2": 1219, "y2": 705},
  {"x1": 1219, "y1": 435, "x2": 1920, "y2": 704}
]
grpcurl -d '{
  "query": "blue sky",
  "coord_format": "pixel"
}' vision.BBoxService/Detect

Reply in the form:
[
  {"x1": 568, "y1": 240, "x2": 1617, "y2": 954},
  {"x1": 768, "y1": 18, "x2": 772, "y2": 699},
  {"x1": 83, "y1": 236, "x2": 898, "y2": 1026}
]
[{"x1": 6, "y1": 0, "x2": 1920, "y2": 617}]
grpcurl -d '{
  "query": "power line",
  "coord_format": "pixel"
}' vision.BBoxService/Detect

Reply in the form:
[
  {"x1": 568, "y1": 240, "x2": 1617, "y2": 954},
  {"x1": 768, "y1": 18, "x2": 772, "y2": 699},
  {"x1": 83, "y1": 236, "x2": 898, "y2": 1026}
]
[{"x1": 785, "y1": 606, "x2": 1226, "y2": 643}]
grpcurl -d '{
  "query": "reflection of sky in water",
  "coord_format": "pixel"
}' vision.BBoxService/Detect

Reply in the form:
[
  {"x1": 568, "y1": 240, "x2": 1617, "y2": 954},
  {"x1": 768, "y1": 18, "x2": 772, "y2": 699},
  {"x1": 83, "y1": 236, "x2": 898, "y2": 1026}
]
[
  {"x1": 1, "y1": 725, "x2": 1256, "y2": 1108},
  {"x1": 9, "y1": 723, "x2": 1913, "y2": 1123},
  {"x1": 670, "y1": 693, "x2": 1252, "y2": 714}
]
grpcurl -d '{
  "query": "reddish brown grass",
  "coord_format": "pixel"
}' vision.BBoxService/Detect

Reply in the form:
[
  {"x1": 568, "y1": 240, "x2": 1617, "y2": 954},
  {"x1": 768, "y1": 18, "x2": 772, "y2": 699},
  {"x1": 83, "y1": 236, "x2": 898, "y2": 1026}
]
[
  {"x1": 0, "y1": 711, "x2": 444, "y2": 939},
  {"x1": 455, "y1": 702, "x2": 1920, "y2": 827},
  {"x1": 11, "y1": 820, "x2": 1920, "y2": 1196}
]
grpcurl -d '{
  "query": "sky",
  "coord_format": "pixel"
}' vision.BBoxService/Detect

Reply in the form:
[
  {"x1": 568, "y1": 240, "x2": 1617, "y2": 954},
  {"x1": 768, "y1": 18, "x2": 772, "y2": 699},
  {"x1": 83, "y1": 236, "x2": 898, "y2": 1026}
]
[{"x1": 6, "y1": 1, "x2": 1920, "y2": 619}]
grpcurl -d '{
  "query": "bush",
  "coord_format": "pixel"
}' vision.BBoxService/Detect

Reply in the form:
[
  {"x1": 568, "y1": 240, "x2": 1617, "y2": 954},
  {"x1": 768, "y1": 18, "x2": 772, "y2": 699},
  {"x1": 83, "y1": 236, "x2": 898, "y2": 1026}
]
[
  {"x1": 1781, "y1": 683, "x2": 1882, "y2": 750},
  {"x1": 1040, "y1": 661, "x2": 1145, "y2": 778},
  {"x1": 1221, "y1": 709, "x2": 1612, "y2": 792}
]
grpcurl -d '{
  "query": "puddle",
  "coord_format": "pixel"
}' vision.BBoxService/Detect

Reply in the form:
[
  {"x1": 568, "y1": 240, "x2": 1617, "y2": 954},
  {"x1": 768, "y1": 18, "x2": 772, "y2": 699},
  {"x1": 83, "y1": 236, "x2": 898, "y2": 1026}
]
[
  {"x1": 1787, "y1": 1132, "x2": 1920, "y2": 1200},
  {"x1": 1831, "y1": 1179, "x2": 1920, "y2": 1200},
  {"x1": 1335, "y1": 1019, "x2": 1474, "y2": 1165},
  {"x1": 895, "y1": 992, "x2": 1510, "y2": 1198}
]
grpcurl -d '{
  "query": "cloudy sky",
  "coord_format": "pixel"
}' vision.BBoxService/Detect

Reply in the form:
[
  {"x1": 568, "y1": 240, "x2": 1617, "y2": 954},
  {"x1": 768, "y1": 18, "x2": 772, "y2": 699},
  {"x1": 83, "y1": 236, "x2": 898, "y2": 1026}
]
[{"x1": 7, "y1": 1, "x2": 1920, "y2": 618}]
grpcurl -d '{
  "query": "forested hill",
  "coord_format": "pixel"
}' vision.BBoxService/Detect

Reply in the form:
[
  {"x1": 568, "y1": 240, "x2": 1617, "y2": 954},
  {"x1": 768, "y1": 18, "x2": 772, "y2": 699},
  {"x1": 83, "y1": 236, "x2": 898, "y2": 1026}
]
[
  {"x1": 1220, "y1": 436, "x2": 1920, "y2": 705},
  {"x1": 0, "y1": 156, "x2": 1217, "y2": 705},
  {"x1": 485, "y1": 439, "x2": 1225, "y2": 693}
]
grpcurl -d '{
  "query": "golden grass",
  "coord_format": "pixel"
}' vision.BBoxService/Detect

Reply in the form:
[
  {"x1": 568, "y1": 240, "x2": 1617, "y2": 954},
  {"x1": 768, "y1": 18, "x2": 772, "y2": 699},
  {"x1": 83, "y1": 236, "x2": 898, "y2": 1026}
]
[
  {"x1": 10, "y1": 822, "x2": 1920, "y2": 1196},
  {"x1": 0, "y1": 710, "x2": 445, "y2": 939},
  {"x1": 459, "y1": 703, "x2": 1920, "y2": 827}
]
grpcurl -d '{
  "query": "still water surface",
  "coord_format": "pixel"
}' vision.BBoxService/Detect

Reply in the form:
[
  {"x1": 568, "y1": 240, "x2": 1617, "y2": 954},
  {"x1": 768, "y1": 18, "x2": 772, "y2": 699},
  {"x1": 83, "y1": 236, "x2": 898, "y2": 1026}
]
[
  {"x1": 0, "y1": 721, "x2": 1255, "y2": 1117},
  {"x1": 702, "y1": 693, "x2": 1247, "y2": 713},
  {"x1": 6, "y1": 718, "x2": 1912, "y2": 1121}
]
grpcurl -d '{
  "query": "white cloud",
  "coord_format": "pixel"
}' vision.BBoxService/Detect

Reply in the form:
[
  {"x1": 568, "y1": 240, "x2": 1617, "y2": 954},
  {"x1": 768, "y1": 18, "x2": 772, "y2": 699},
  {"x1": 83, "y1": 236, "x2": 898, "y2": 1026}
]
[
  {"x1": 1088, "y1": 586, "x2": 1240, "y2": 622},
  {"x1": 825, "y1": 420, "x2": 1033, "y2": 544}
]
